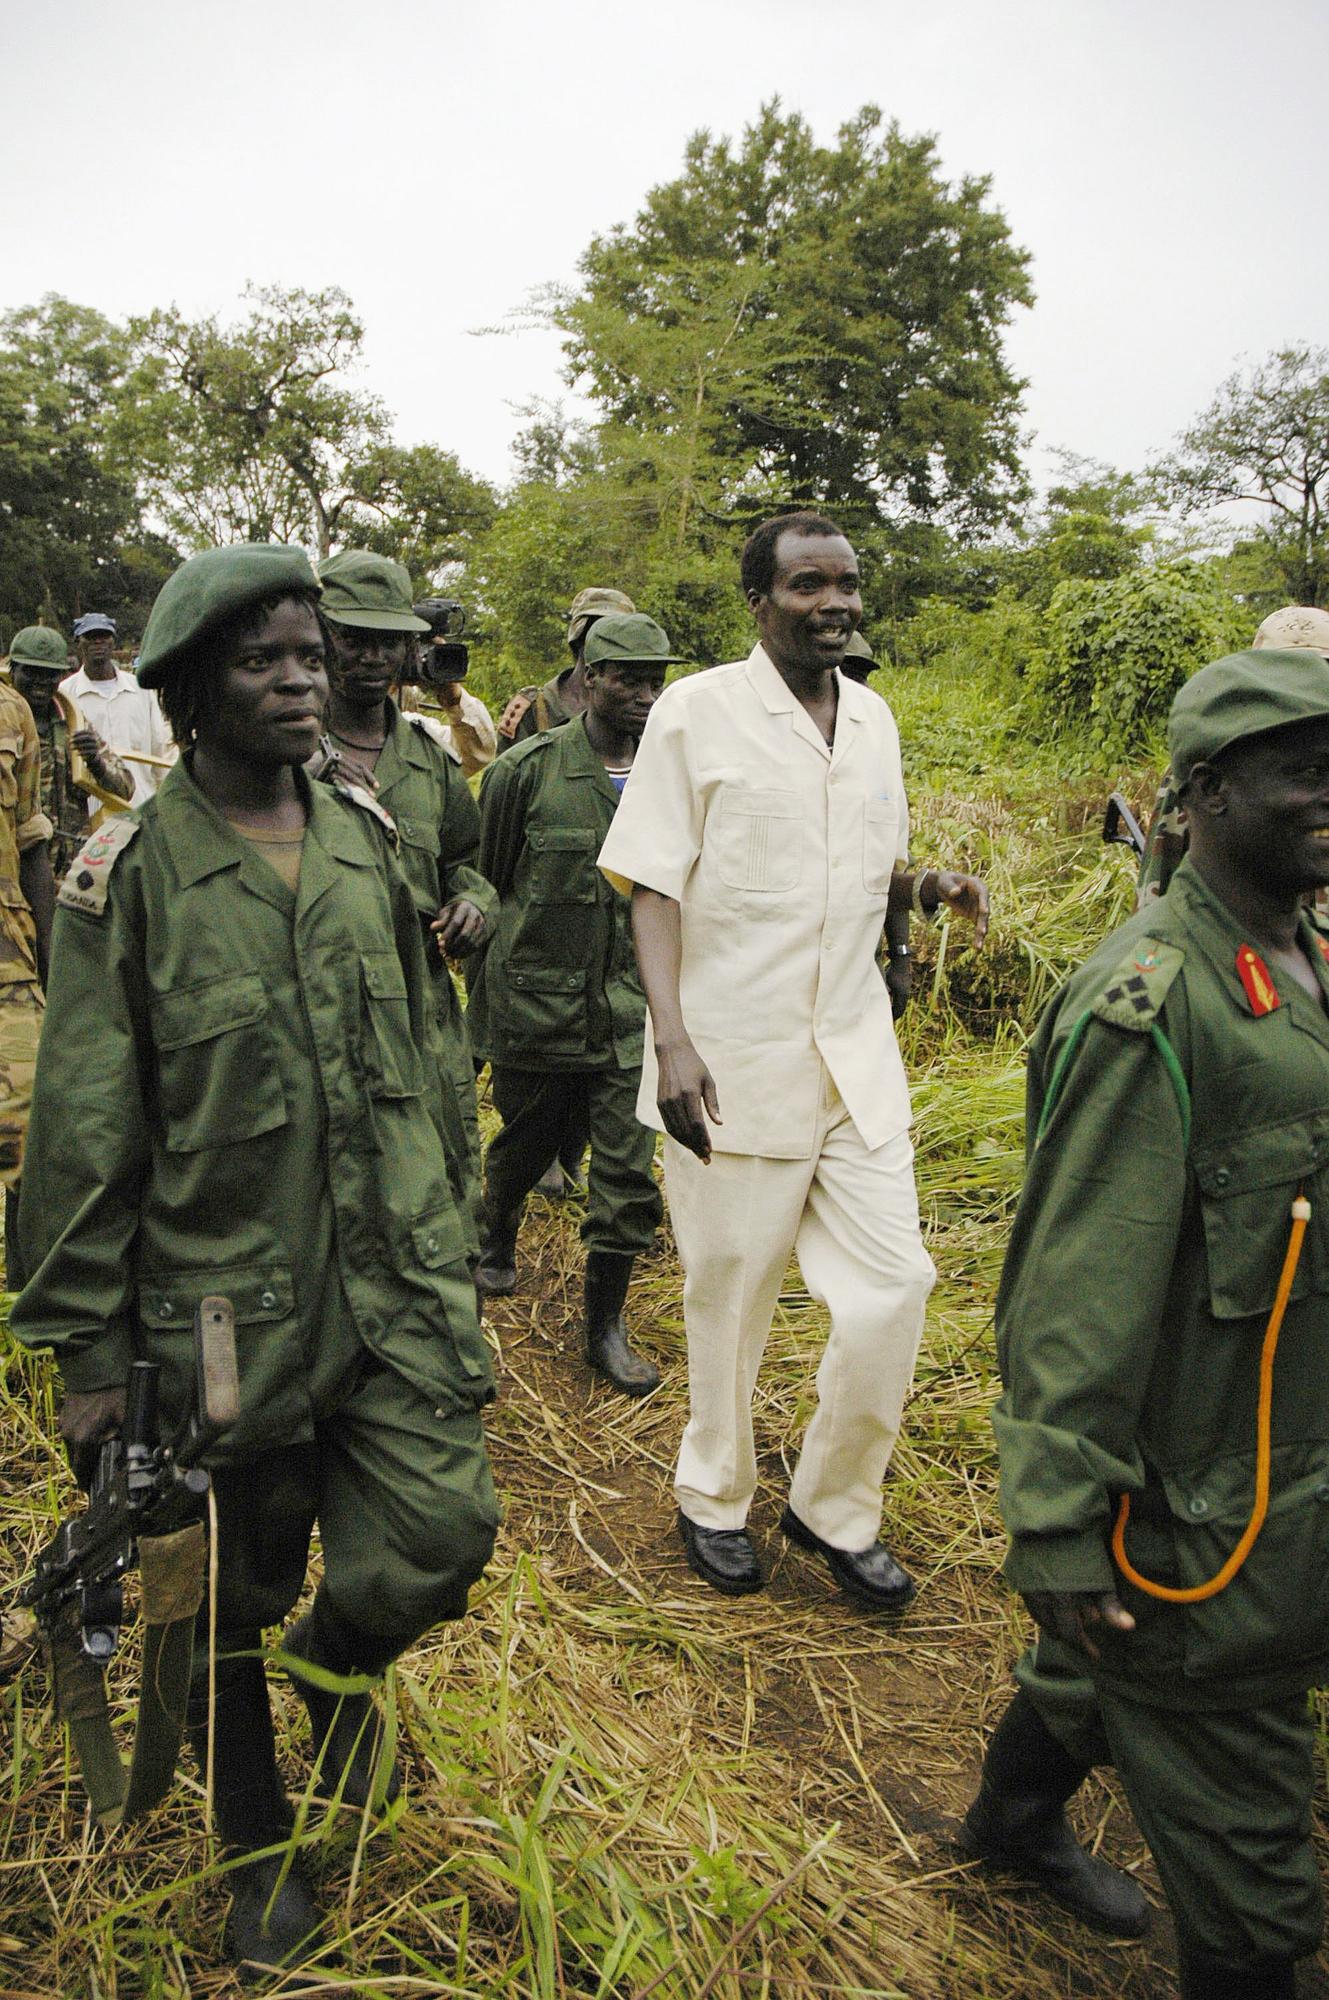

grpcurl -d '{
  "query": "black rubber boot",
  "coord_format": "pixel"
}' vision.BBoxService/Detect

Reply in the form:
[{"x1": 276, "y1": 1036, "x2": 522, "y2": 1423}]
[
  {"x1": 283, "y1": 1599, "x2": 402, "y2": 1812},
  {"x1": 1178, "y1": 1950, "x2": 1298, "y2": 1999},
  {"x1": 960, "y1": 1690, "x2": 1150, "y2": 1938},
  {"x1": 474, "y1": 1195, "x2": 520, "y2": 1296},
  {"x1": 585, "y1": 1251, "x2": 660, "y2": 1397},
  {"x1": 536, "y1": 1159, "x2": 567, "y2": 1198},
  {"x1": 187, "y1": 1632, "x2": 326, "y2": 1984}
]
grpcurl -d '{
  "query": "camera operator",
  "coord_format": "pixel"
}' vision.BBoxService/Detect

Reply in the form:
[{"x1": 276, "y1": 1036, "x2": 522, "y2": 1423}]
[{"x1": 411, "y1": 599, "x2": 497, "y2": 779}]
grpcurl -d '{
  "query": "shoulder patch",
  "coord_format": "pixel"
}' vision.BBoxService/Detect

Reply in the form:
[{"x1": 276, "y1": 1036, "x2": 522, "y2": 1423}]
[
  {"x1": 403, "y1": 711, "x2": 462, "y2": 763},
  {"x1": 333, "y1": 780, "x2": 400, "y2": 850},
  {"x1": 1091, "y1": 938, "x2": 1185, "y2": 1032},
  {"x1": 56, "y1": 816, "x2": 140, "y2": 917}
]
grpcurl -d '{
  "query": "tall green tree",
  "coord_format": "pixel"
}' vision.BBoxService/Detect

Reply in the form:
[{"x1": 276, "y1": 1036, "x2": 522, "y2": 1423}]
[
  {"x1": 1152, "y1": 346, "x2": 1329, "y2": 604},
  {"x1": 0, "y1": 295, "x2": 173, "y2": 641},
  {"x1": 555, "y1": 102, "x2": 1034, "y2": 550}
]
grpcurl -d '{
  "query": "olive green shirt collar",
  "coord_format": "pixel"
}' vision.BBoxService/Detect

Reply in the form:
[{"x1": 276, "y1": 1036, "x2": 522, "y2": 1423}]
[
  {"x1": 154, "y1": 757, "x2": 373, "y2": 901},
  {"x1": 1166, "y1": 857, "x2": 1329, "y2": 1020}
]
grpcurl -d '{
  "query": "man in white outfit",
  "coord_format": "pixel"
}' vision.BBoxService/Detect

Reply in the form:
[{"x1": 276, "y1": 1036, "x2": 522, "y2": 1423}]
[
  {"x1": 598, "y1": 512, "x2": 988, "y2": 1609},
  {"x1": 60, "y1": 613, "x2": 175, "y2": 803}
]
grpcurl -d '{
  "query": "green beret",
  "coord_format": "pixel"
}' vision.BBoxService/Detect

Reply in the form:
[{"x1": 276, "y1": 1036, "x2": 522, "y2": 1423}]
[
  {"x1": 8, "y1": 626, "x2": 69, "y2": 672},
  {"x1": 137, "y1": 545, "x2": 321, "y2": 688},
  {"x1": 582, "y1": 612, "x2": 685, "y2": 667},
  {"x1": 1168, "y1": 648, "x2": 1329, "y2": 778},
  {"x1": 318, "y1": 550, "x2": 428, "y2": 632}
]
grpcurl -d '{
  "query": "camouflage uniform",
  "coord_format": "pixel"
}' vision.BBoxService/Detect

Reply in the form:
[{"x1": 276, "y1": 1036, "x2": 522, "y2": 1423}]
[
  {"x1": 35, "y1": 705, "x2": 134, "y2": 883},
  {"x1": 0, "y1": 683, "x2": 48, "y2": 1190},
  {"x1": 1135, "y1": 769, "x2": 1186, "y2": 907}
]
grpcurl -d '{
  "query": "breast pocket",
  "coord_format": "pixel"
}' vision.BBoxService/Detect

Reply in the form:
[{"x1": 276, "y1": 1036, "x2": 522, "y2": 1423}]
[
  {"x1": 1194, "y1": 1113, "x2": 1329, "y2": 1318},
  {"x1": 527, "y1": 826, "x2": 597, "y2": 903},
  {"x1": 151, "y1": 973, "x2": 287, "y2": 1154},
  {"x1": 862, "y1": 798, "x2": 900, "y2": 895},
  {"x1": 714, "y1": 788, "x2": 802, "y2": 893},
  {"x1": 360, "y1": 950, "x2": 424, "y2": 1099}
]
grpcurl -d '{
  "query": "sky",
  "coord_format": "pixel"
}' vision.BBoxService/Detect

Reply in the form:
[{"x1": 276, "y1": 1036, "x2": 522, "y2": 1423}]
[{"x1": 4, "y1": 0, "x2": 1326, "y2": 501}]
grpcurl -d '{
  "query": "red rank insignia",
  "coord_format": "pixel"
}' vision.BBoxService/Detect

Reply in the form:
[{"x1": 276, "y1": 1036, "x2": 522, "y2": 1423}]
[
  {"x1": 1317, "y1": 937, "x2": 1329, "y2": 969},
  {"x1": 1236, "y1": 945, "x2": 1281, "y2": 1016}
]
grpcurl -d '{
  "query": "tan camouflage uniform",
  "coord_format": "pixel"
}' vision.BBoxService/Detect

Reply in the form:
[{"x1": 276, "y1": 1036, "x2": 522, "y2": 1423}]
[
  {"x1": 1135, "y1": 771, "x2": 1186, "y2": 907},
  {"x1": 35, "y1": 709, "x2": 133, "y2": 883},
  {"x1": 0, "y1": 684, "x2": 50, "y2": 1189}
]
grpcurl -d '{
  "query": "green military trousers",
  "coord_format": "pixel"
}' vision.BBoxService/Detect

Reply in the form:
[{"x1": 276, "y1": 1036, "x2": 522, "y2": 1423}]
[
  {"x1": 202, "y1": 1352, "x2": 499, "y2": 1675},
  {"x1": 486, "y1": 1065, "x2": 662, "y2": 1258},
  {"x1": 1017, "y1": 1637, "x2": 1323, "y2": 1963}
]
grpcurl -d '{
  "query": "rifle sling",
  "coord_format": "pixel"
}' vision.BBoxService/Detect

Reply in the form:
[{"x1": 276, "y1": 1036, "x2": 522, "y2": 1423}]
[
  {"x1": 121, "y1": 1524, "x2": 206, "y2": 1820},
  {"x1": 48, "y1": 1523, "x2": 206, "y2": 1824}
]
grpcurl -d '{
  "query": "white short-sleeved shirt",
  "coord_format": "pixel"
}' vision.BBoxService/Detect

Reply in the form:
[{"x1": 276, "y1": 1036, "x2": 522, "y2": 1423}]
[{"x1": 598, "y1": 643, "x2": 912, "y2": 1159}]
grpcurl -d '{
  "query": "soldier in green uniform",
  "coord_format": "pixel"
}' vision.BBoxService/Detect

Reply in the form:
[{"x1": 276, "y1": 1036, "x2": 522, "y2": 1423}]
[
  {"x1": 1135, "y1": 605, "x2": 1329, "y2": 906},
  {"x1": 470, "y1": 613, "x2": 676, "y2": 1395},
  {"x1": 496, "y1": 585, "x2": 637, "y2": 752},
  {"x1": 311, "y1": 549, "x2": 496, "y2": 1254},
  {"x1": 7, "y1": 625, "x2": 134, "y2": 880},
  {"x1": 965, "y1": 649, "x2": 1329, "y2": 1998},
  {"x1": 13, "y1": 546, "x2": 498, "y2": 1979}
]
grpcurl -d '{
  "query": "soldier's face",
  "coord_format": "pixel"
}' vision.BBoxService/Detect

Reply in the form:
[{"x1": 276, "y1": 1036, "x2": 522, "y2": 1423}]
[
  {"x1": 750, "y1": 533, "x2": 862, "y2": 678},
  {"x1": 11, "y1": 663, "x2": 60, "y2": 721},
  {"x1": 585, "y1": 661, "x2": 666, "y2": 739},
  {"x1": 205, "y1": 598, "x2": 328, "y2": 769},
  {"x1": 1201, "y1": 720, "x2": 1329, "y2": 895},
  {"x1": 327, "y1": 625, "x2": 407, "y2": 709},
  {"x1": 79, "y1": 632, "x2": 116, "y2": 672}
]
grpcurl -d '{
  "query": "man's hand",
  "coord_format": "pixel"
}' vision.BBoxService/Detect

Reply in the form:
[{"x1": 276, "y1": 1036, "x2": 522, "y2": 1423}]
[
  {"x1": 933, "y1": 869, "x2": 990, "y2": 947},
  {"x1": 332, "y1": 748, "x2": 380, "y2": 795},
  {"x1": 432, "y1": 897, "x2": 487, "y2": 957},
  {"x1": 60, "y1": 1386, "x2": 126, "y2": 1488},
  {"x1": 656, "y1": 1037, "x2": 721, "y2": 1163},
  {"x1": 71, "y1": 727, "x2": 109, "y2": 779},
  {"x1": 1023, "y1": 1588, "x2": 1136, "y2": 1662},
  {"x1": 885, "y1": 955, "x2": 913, "y2": 1020}
]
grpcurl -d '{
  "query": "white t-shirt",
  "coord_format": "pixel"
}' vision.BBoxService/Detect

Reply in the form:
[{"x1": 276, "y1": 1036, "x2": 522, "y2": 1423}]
[{"x1": 597, "y1": 644, "x2": 912, "y2": 1159}]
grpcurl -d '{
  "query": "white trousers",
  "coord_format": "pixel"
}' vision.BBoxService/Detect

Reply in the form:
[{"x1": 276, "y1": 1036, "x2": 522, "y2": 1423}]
[{"x1": 664, "y1": 1078, "x2": 935, "y2": 1552}]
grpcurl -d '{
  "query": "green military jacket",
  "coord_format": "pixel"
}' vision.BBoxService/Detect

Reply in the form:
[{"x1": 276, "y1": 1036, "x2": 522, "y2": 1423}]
[
  {"x1": 468, "y1": 718, "x2": 644, "y2": 1071},
  {"x1": 13, "y1": 760, "x2": 493, "y2": 1460},
  {"x1": 367, "y1": 705, "x2": 497, "y2": 957},
  {"x1": 994, "y1": 858, "x2": 1329, "y2": 1707}
]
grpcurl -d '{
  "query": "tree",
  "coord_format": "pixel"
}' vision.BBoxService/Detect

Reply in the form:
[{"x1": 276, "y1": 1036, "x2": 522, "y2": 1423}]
[
  {"x1": 1152, "y1": 347, "x2": 1329, "y2": 604},
  {"x1": 0, "y1": 295, "x2": 173, "y2": 641},
  {"x1": 555, "y1": 102, "x2": 1034, "y2": 550},
  {"x1": 338, "y1": 443, "x2": 497, "y2": 589}
]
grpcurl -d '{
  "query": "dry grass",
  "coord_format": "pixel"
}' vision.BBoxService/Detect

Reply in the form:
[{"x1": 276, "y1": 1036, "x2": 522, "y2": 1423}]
[{"x1": 2, "y1": 767, "x2": 1327, "y2": 1996}]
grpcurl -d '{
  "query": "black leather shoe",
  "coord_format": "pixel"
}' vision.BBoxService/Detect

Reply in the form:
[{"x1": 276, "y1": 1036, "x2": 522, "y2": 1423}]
[
  {"x1": 677, "y1": 1511, "x2": 765, "y2": 1595},
  {"x1": 779, "y1": 1507, "x2": 916, "y2": 1613},
  {"x1": 224, "y1": 1848, "x2": 328, "y2": 1985}
]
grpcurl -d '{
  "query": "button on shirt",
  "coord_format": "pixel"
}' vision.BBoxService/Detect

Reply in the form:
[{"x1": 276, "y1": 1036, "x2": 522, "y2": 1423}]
[
  {"x1": 597, "y1": 644, "x2": 912, "y2": 1159},
  {"x1": 59, "y1": 666, "x2": 176, "y2": 804}
]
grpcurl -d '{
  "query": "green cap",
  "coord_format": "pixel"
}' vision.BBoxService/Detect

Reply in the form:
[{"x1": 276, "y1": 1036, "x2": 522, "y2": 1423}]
[
  {"x1": 1168, "y1": 648, "x2": 1329, "y2": 778},
  {"x1": 8, "y1": 625, "x2": 70, "y2": 672},
  {"x1": 843, "y1": 630, "x2": 875, "y2": 664},
  {"x1": 567, "y1": 586, "x2": 635, "y2": 647},
  {"x1": 583, "y1": 612, "x2": 685, "y2": 667},
  {"x1": 318, "y1": 550, "x2": 428, "y2": 632},
  {"x1": 137, "y1": 544, "x2": 321, "y2": 688}
]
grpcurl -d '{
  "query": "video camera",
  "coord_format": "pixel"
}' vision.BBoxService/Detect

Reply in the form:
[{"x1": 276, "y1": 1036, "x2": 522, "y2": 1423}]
[{"x1": 409, "y1": 598, "x2": 470, "y2": 688}]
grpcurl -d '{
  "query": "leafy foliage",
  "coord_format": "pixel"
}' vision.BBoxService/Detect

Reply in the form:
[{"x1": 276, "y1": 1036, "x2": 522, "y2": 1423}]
[
  {"x1": 1028, "y1": 559, "x2": 1241, "y2": 754},
  {"x1": 1152, "y1": 345, "x2": 1329, "y2": 603}
]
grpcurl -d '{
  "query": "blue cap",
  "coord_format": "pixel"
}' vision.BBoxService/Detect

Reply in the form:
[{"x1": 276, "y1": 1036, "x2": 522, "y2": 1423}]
[{"x1": 73, "y1": 613, "x2": 117, "y2": 639}]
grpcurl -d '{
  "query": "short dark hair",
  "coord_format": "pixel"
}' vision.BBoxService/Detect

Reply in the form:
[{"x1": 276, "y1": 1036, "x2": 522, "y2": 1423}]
[
  {"x1": 158, "y1": 589, "x2": 325, "y2": 749},
  {"x1": 740, "y1": 512, "x2": 846, "y2": 599}
]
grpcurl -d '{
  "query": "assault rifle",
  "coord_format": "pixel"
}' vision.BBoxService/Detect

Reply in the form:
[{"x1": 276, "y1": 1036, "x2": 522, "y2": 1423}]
[{"x1": 21, "y1": 1297, "x2": 239, "y2": 1821}]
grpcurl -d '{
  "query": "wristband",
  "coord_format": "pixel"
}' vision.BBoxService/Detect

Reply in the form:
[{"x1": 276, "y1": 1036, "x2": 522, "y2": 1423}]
[{"x1": 911, "y1": 868, "x2": 940, "y2": 921}]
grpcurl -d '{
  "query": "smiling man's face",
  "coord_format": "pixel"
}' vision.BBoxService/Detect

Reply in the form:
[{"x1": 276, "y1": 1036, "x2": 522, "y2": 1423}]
[{"x1": 750, "y1": 530, "x2": 862, "y2": 680}]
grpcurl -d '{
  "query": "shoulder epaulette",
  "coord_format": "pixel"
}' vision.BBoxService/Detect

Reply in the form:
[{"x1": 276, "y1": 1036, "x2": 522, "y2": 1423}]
[
  {"x1": 57, "y1": 816, "x2": 140, "y2": 917},
  {"x1": 1090, "y1": 937, "x2": 1185, "y2": 1033},
  {"x1": 333, "y1": 780, "x2": 400, "y2": 850}
]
